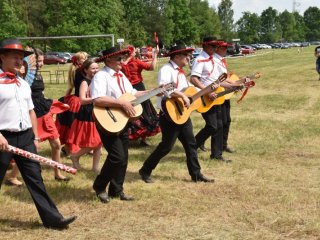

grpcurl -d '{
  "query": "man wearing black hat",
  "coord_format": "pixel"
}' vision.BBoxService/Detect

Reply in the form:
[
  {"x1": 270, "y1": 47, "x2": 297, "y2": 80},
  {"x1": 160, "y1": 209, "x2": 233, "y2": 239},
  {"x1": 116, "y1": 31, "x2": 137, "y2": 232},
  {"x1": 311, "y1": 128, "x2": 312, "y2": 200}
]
[
  {"x1": 91, "y1": 46, "x2": 148, "y2": 203},
  {"x1": 190, "y1": 36, "x2": 234, "y2": 162},
  {"x1": 138, "y1": 42, "x2": 214, "y2": 183},
  {"x1": 0, "y1": 38, "x2": 76, "y2": 229}
]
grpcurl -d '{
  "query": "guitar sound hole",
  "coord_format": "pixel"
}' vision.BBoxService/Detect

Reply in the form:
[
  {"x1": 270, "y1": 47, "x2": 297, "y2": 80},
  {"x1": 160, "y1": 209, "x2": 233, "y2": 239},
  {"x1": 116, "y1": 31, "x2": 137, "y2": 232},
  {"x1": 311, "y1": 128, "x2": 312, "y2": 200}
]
[
  {"x1": 106, "y1": 107, "x2": 117, "y2": 122},
  {"x1": 174, "y1": 101, "x2": 183, "y2": 116},
  {"x1": 200, "y1": 96, "x2": 206, "y2": 106}
]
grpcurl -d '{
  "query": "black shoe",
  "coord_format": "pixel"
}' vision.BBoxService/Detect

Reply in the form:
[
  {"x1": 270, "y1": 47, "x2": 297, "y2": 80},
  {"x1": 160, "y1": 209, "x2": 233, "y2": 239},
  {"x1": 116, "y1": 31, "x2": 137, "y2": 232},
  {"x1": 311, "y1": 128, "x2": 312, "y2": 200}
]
[
  {"x1": 223, "y1": 146, "x2": 235, "y2": 153},
  {"x1": 119, "y1": 192, "x2": 135, "y2": 201},
  {"x1": 96, "y1": 191, "x2": 110, "y2": 203},
  {"x1": 139, "y1": 169, "x2": 153, "y2": 183},
  {"x1": 44, "y1": 216, "x2": 77, "y2": 230},
  {"x1": 192, "y1": 174, "x2": 214, "y2": 183},
  {"x1": 211, "y1": 156, "x2": 232, "y2": 163},
  {"x1": 55, "y1": 176, "x2": 71, "y2": 182},
  {"x1": 199, "y1": 144, "x2": 209, "y2": 152}
]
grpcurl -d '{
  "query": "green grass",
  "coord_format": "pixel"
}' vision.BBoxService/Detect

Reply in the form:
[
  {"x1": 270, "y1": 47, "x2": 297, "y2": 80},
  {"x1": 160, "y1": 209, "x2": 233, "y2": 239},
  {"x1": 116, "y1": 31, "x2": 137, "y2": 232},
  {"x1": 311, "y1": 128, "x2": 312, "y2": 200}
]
[{"x1": 1, "y1": 47, "x2": 320, "y2": 239}]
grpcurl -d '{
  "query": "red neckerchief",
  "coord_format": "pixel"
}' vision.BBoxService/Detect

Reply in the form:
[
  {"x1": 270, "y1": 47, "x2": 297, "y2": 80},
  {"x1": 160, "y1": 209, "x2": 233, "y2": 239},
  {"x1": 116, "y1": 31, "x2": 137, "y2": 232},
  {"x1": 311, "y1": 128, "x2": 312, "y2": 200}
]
[
  {"x1": 0, "y1": 72, "x2": 21, "y2": 86},
  {"x1": 197, "y1": 55, "x2": 214, "y2": 77},
  {"x1": 114, "y1": 72, "x2": 126, "y2": 94}
]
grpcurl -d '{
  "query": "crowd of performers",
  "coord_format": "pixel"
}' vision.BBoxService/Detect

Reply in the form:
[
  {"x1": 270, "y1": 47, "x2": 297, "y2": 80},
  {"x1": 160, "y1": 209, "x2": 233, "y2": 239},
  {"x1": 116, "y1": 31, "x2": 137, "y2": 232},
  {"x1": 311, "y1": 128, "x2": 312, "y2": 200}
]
[{"x1": 0, "y1": 36, "x2": 255, "y2": 229}]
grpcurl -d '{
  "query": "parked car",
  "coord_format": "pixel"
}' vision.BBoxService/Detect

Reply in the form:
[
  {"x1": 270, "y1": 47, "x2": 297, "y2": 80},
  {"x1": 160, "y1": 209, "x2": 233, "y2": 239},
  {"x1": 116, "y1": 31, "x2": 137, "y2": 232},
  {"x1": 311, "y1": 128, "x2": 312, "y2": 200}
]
[
  {"x1": 46, "y1": 52, "x2": 71, "y2": 62},
  {"x1": 240, "y1": 45, "x2": 255, "y2": 54},
  {"x1": 44, "y1": 54, "x2": 66, "y2": 65}
]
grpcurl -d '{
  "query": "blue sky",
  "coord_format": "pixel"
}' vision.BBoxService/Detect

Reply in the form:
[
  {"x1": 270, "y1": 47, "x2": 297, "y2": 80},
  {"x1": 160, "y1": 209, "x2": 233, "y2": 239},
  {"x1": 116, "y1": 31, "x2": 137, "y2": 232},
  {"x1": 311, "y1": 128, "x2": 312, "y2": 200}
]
[{"x1": 207, "y1": 0, "x2": 319, "y2": 21}]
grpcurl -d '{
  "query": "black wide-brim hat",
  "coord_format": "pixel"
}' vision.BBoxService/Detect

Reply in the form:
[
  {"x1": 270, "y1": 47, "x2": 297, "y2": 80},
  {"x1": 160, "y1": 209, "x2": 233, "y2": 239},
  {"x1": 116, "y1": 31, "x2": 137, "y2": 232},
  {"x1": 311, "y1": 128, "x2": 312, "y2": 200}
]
[
  {"x1": 95, "y1": 47, "x2": 130, "y2": 63},
  {"x1": 202, "y1": 36, "x2": 224, "y2": 47},
  {"x1": 0, "y1": 39, "x2": 33, "y2": 57},
  {"x1": 165, "y1": 44, "x2": 194, "y2": 57}
]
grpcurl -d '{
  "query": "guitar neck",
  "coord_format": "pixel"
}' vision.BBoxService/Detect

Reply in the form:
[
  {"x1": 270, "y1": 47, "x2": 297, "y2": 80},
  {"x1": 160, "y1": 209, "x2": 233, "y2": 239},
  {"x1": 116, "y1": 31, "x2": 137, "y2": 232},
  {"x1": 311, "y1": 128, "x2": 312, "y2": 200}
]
[
  {"x1": 131, "y1": 87, "x2": 162, "y2": 106},
  {"x1": 190, "y1": 77, "x2": 224, "y2": 102},
  {"x1": 235, "y1": 73, "x2": 258, "y2": 84},
  {"x1": 216, "y1": 86, "x2": 243, "y2": 98}
]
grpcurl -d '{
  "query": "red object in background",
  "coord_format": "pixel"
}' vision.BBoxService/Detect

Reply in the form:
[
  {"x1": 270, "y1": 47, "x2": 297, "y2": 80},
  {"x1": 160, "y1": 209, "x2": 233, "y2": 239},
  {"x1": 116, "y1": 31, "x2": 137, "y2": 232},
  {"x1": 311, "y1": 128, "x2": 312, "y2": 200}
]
[{"x1": 44, "y1": 55, "x2": 66, "y2": 65}]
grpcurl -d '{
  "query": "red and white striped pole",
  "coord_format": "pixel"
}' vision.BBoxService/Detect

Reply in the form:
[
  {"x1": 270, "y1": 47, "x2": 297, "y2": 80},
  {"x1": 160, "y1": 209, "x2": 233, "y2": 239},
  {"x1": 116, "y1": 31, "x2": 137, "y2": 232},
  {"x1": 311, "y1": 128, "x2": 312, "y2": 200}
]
[{"x1": 6, "y1": 145, "x2": 77, "y2": 174}]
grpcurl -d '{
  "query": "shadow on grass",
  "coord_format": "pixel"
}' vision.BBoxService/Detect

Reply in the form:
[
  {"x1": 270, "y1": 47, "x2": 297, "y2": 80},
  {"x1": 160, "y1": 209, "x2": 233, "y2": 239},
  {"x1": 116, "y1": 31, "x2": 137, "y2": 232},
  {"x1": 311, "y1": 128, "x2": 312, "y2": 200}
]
[{"x1": 0, "y1": 218, "x2": 42, "y2": 231}]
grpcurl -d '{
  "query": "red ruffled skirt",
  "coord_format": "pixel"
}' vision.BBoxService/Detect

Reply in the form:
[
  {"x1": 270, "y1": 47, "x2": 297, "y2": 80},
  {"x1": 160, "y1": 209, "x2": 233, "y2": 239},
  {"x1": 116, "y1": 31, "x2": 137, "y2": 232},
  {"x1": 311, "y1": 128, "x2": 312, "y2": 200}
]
[
  {"x1": 55, "y1": 95, "x2": 81, "y2": 153},
  {"x1": 37, "y1": 100, "x2": 70, "y2": 141}
]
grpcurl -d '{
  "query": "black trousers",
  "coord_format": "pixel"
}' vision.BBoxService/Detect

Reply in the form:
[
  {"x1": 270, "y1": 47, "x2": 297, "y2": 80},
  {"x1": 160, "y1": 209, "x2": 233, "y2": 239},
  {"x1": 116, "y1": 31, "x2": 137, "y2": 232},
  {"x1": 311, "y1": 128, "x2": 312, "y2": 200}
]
[
  {"x1": 0, "y1": 129, "x2": 63, "y2": 226},
  {"x1": 195, "y1": 105, "x2": 223, "y2": 159},
  {"x1": 93, "y1": 127, "x2": 129, "y2": 196},
  {"x1": 221, "y1": 100, "x2": 231, "y2": 149},
  {"x1": 140, "y1": 113, "x2": 201, "y2": 179}
]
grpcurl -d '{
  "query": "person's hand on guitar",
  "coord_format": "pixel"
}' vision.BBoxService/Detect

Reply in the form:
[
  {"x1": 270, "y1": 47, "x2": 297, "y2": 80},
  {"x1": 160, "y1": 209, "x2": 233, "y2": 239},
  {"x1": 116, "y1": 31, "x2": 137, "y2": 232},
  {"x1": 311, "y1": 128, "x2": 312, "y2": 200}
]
[
  {"x1": 120, "y1": 100, "x2": 136, "y2": 117},
  {"x1": 0, "y1": 133, "x2": 9, "y2": 151},
  {"x1": 182, "y1": 95, "x2": 191, "y2": 108},
  {"x1": 207, "y1": 92, "x2": 218, "y2": 100}
]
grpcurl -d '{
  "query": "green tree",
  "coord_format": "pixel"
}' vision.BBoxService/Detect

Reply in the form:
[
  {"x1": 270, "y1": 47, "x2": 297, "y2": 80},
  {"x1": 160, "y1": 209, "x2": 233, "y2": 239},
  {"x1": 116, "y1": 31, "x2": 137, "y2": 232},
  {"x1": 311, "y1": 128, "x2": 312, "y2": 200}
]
[
  {"x1": 43, "y1": 0, "x2": 127, "y2": 53},
  {"x1": 121, "y1": 0, "x2": 148, "y2": 46},
  {"x1": 303, "y1": 6, "x2": 320, "y2": 41},
  {"x1": 260, "y1": 7, "x2": 282, "y2": 43},
  {"x1": 236, "y1": 12, "x2": 261, "y2": 43},
  {"x1": 0, "y1": 0, "x2": 27, "y2": 39},
  {"x1": 279, "y1": 10, "x2": 296, "y2": 42},
  {"x1": 189, "y1": 0, "x2": 221, "y2": 43},
  {"x1": 292, "y1": 12, "x2": 306, "y2": 41},
  {"x1": 163, "y1": 0, "x2": 197, "y2": 45},
  {"x1": 141, "y1": 0, "x2": 167, "y2": 46},
  {"x1": 218, "y1": 0, "x2": 234, "y2": 41}
]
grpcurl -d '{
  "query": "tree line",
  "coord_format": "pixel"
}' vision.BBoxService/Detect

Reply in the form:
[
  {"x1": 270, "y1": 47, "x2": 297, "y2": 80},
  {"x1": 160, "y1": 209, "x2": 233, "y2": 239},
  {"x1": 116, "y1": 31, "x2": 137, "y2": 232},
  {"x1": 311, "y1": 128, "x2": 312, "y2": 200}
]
[{"x1": 0, "y1": 0, "x2": 319, "y2": 54}]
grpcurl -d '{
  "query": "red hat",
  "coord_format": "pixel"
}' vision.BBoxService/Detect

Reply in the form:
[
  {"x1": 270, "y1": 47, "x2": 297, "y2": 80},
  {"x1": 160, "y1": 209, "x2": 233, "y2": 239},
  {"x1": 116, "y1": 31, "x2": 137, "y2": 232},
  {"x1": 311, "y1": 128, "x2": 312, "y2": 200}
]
[
  {"x1": 218, "y1": 42, "x2": 233, "y2": 47},
  {"x1": 165, "y1": 43, "x2": 194, "y2": 57},
  {"x1": 0, "y1": 39, "x2": 33, "y2": 57},
  {"x1": 95, "y1": 47, "x2": 130, "y2": 63},
  {"x1": 202, "y1": 36, "x2": 223, "y2": 46}
]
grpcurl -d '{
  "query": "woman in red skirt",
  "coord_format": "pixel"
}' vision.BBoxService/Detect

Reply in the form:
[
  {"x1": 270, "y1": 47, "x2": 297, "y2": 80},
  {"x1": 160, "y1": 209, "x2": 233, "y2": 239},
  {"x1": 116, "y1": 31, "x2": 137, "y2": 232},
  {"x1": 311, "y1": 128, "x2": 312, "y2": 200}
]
[
  {"x1": 55, "y1": 52, "x2": 88, "y2": 155},
  {"x1": 66, "y1": 59, "x2": 102, "y2": 173},
  {"x1": 121, "y1": 45, "x2": 161, "y2": 146},
  {"x1": 31, "y1": 49, "x2": 70, "y2": 181}
]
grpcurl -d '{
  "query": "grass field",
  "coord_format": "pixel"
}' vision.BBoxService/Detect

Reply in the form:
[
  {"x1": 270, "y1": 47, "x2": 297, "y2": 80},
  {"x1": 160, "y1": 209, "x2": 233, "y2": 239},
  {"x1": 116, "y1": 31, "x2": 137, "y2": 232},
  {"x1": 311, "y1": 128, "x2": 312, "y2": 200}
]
[{"x1": 0, "y1": 47, "x2": 319, "y2": 240}]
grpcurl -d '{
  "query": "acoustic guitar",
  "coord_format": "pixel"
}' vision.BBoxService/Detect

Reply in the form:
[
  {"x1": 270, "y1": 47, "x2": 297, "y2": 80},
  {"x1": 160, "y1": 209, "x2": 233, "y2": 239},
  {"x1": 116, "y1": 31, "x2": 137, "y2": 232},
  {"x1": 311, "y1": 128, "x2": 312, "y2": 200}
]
[
  {"x1": 93, "y1": 83, "x2": 174, "y2": 134},
  {"x1": 197, "y1": 72, "x2": 261, "y2": 113},
  {"x1": 224, "y1": 72, "x2": 261, "y2": 100},
  {"x1": 162, "y1": 73, "x2": 227, "y2": 124}
]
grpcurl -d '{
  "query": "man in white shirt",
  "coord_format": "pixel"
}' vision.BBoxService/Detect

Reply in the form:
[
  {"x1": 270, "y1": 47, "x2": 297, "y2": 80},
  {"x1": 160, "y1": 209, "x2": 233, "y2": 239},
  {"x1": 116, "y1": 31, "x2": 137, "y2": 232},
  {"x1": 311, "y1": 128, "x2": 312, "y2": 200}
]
[
  {"x1": 138, "y1": 43, "x2": 214, "y2": 183},
  {"x1": 191, "y1": 37, "x2": 235, "y2": 162},
  {"x1": 91, "y1": 47, "x2": 147, "y2": 203},
  {"x1": 0, "y1": 38, "x2": 76, "y2": 229}
]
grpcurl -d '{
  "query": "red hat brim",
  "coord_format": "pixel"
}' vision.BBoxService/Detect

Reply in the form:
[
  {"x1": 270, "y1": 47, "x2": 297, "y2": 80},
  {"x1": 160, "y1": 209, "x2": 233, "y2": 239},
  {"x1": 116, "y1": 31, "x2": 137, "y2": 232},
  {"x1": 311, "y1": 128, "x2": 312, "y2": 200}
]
[
  {"x1": 95, "y1": 49, "x2": 130, "y2": 63},
  {"x1": 165, "y1": 47, "x2": 194, "y2": 57}
]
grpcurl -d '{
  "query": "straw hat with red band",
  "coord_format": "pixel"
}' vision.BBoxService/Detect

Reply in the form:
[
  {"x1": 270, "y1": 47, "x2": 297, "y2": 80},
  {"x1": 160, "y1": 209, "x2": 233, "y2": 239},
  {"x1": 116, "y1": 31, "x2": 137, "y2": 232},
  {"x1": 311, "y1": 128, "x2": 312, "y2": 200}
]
[
  {"x1": 0, "y1": 39, "x2": 33, "y2": 57},
  {"x1": 202, "y1": 36, "x2": 222, "y2": 46},
  {"x1": 95, "y1": 47, "x2": 130, "y2": 63},
  {"x1": 165, "y1": 43, "x2": 194, "y2": 57}
]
